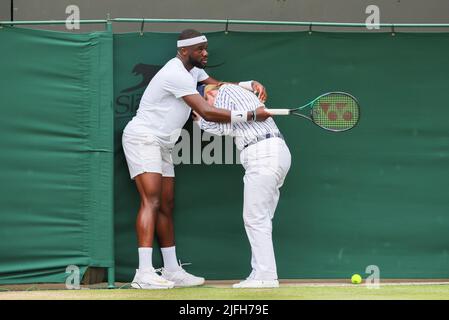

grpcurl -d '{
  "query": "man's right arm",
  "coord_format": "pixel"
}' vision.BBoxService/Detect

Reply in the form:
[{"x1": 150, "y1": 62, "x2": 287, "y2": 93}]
[
  {"x1": 182, "y1": 94, "x2": 271, "y2": 123},
  {"x1": 165, "y1": 69, "x2": 271, "y2": 123},
  {"x1": 192, "y1": 111, "x2": 231, "y2": 137}
]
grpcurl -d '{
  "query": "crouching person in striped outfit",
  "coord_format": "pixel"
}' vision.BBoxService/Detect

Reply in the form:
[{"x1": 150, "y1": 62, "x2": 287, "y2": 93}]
[{"x1": 194, "y1": 83, "x2": 291, "y2": 288}]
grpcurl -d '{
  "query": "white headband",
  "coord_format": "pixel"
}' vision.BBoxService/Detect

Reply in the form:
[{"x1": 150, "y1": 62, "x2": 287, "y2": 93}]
[{"x1": 177, "y1": 35, "x2": 208, "y2": 48}]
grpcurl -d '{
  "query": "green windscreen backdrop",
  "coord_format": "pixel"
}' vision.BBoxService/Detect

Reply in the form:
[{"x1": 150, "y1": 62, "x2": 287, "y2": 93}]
[
  {"x1": 1, "y1": 27, "x2": 448, "y2": 284},
  {"x1": 0, "y1": 27, "x2": 114, "y2": 284},
  {"x1": 114, "y1": 31, "x2": 449, "y2": 281}
]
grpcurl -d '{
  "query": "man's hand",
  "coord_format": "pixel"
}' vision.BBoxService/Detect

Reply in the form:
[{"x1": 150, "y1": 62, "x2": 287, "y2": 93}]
[
  {"x1": 192, "y1": 110, "x2": 202, "y2": 122},
  {"x1": 252, "y1": 81, "x2": 267, "y2": 103},
  {"x1": 254, "y1": 106, "x2": 272, "y2": 122}
]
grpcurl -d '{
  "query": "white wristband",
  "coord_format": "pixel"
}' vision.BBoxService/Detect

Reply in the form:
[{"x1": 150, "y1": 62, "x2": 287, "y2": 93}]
[
  {"x1": 231, "y1": 110, "x2": 247, "y2": 124},
  {"x1": 238, "y1": 81, "x2": 253, "y2": 91}
]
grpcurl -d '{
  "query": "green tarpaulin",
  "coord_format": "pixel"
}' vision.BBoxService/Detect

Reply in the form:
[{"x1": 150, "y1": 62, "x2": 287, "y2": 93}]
[
  {"x1": 1, "y1": 27, "x2": 448, "y2": 284},
  {"x1": 114, "y1": 31, "x2": 449, "y2": 281},
  {"x1": 0, "y1": 27, "x2": 114, "y2": 284}
]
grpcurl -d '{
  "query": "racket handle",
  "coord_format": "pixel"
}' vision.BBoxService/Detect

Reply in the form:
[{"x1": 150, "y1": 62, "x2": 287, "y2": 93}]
[{"x1": 266, "y1": 109, "x2": 291, "y2": 116}]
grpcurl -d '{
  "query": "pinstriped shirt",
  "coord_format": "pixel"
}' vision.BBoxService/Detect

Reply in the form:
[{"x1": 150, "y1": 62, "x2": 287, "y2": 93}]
[{"x1": 199, "y1": 84, "x2": 281, "y2": 150}]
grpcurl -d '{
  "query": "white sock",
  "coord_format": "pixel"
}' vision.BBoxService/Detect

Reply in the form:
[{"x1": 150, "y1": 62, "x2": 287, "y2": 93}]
[
  {"x1": 161, "y1": 246, "x2": 180, "y2": 271},
  {"x1": 138, "y1": 247, "x2": 153, "y2": 270}
]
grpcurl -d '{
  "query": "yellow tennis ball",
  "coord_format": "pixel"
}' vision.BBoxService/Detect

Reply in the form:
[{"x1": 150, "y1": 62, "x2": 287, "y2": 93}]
[{"x1": 351, "y1": 274, "x2": 362, "y2": 284}]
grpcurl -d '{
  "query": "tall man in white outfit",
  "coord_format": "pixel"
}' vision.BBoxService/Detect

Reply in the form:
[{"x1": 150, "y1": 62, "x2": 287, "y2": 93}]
[
  {"x1": 122, "y1": 29, "x2": 272, "y2": 289},
  {"x1": 194, "y1": 84, "x2": 291, "y2": 288}
]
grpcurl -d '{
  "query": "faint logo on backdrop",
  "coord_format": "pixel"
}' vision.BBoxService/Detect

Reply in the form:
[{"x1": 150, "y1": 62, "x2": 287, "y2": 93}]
[
  {"x1": 122, "y1": 63, "x2": 162, "y2": 93},
  {"x1": 65, "y1": 265, "x2": 80, "y2": 289},
  {"x1": 65, "y1": 5, "x2": 80, "y2": 30},
  {"x1": 365, "y1": 265, "x2": 380, "y2": 289},
  {"x1": 115, "y1": 63, "x2": 162, "y2": 116},
  {"x1": 365, "y1": 5, "x2": 380, "y2": 30},
  {"x1": 172, "y1": 123, "x2": 242, "y2": 165}
]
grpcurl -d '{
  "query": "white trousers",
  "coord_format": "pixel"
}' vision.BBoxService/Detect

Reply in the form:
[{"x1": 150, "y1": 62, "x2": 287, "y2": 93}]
[{"x1": 240, "y1": 137, "x2": 291, "y2": 280}]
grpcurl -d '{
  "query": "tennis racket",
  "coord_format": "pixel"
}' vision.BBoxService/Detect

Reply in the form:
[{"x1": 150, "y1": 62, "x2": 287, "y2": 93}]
[{"x1": 266, "y1": 92, "x2": 360, "y2": 132}]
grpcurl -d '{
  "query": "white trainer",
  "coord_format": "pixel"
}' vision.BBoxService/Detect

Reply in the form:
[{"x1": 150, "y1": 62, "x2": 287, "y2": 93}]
[
  {"x1": 232, "y1": 279, "x2": 279, "y2": 289},
  {"x1": 161, "y1": 267, "x2": 205, "y2": 287},
  {"x1": 131, "y1": 268, "x2": 175, "y2": 289}
]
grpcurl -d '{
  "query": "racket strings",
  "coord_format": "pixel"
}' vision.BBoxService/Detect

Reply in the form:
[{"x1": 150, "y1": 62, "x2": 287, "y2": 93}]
[{"x1": 312, "y1": 93, "x2": 359, "y2": 131}]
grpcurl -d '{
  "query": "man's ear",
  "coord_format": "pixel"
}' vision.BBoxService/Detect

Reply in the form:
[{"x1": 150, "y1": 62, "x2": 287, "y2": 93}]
[{"x1": 178, "y1": 47, "x2": 188, "y2": 57}]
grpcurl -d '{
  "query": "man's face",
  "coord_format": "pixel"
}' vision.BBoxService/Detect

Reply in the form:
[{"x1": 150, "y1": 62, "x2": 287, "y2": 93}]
[
  {"x1": 205, "y1": 88, "x2": 218, "y2": 106},
  {"x1": 187, "y1": 42, "x2": 208, "y2": 69}
]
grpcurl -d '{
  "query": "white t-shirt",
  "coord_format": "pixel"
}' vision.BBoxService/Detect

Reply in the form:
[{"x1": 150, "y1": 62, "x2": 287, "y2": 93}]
[{"x1": 123, "y1": 57, "x2": 209, "y2": 147}]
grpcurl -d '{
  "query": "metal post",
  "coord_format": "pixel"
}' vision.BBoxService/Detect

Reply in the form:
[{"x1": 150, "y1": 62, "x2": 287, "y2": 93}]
[
  {"x1": 106, "y1": 13, "x2": 112, "y2": 32},
  {"x1": 140, "y1": 18, "x2": 145, "y2": 36},
  {"x1": 225, "y1": 19, "x2": 229, "y2": 34},
  {"x1": 10, "y1": 0, "x2": 14, "y2": 26},
  {"x1": 107, "y1": 267, "x2": 115, "y2": 289}
]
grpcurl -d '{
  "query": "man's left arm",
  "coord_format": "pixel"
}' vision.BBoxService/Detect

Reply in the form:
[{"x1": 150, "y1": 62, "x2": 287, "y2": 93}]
[{"x1": 200, "y1": 77, "x2": 267, "y2": 103}]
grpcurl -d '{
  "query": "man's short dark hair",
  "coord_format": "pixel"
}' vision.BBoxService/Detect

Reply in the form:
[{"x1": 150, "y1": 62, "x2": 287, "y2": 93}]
[{"x1": 178, "y1": 29, "x2": 203, "y2": 40}]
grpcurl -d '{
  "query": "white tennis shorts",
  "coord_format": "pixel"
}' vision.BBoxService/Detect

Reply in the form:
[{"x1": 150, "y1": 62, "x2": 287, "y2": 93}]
[{"x1": 122, "y1": 133, "x2": 175, "y2": 179}]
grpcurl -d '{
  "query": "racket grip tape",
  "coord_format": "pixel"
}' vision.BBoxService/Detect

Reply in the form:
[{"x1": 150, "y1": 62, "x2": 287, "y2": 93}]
[{"x1": 266, "y1": 109, "x2": 291, "y2": 116}]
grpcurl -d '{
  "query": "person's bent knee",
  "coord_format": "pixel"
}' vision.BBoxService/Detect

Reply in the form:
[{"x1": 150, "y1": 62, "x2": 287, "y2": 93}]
[{"x1": 244, "y1": 218, "x2": 272, "y2": 232}]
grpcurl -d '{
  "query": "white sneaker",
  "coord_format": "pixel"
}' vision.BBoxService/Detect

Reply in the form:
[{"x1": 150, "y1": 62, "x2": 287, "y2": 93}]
[
  {"x1": 161, "y1": 267, "x2": 205, "y2": 287},
  {"x1": 232, "y1": 279, "x2": 279, "y2": 289},
  {"x1": 131, "y1": 268, "x2": 175, "y2": 289}
]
